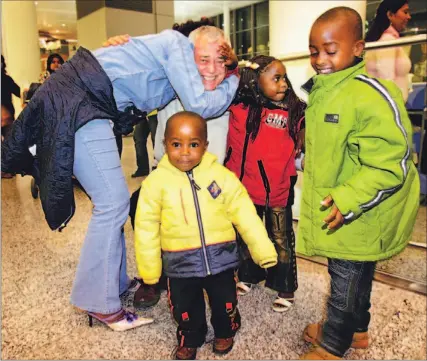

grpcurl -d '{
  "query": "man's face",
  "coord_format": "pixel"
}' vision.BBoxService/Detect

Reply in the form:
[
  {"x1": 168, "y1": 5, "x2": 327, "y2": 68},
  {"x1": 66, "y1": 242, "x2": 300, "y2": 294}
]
[
  {"x1": 194, "y1": 37, "x2": 227, "y2": 90},
  {"x1": 309, "y1": 19, "x2": 364, "y2": 75}
]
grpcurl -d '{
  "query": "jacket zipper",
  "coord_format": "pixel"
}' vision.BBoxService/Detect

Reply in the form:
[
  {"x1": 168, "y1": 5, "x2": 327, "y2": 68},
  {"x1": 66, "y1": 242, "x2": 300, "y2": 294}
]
[
  {"x1": 239, "y1": 133, "x2": 251, "y2": 181},
  {"x1": 186, "y1": 170, "x2": 211, "y2": 276},
  {"x1": 257, "y1": 160, "x2": 271, "y2": 210}
]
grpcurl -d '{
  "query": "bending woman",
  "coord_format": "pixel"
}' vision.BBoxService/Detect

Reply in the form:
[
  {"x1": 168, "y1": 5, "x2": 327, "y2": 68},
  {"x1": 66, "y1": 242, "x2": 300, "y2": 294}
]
[{"x1": 1, "y1": 29, "x2": 238, "y2": 331}]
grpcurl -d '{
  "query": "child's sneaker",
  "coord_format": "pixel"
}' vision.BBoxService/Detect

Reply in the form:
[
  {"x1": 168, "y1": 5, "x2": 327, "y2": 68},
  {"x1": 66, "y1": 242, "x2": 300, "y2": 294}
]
[
  {"x1": 133, "y1": 283, "x2": 161, "y2": 309},
  {"x1": 213, "y1": 337, "x2": 234, "y2": 355},
  {"x1": 175, "y1": 346, "x2": 197, "y2": 360},
  {"x1": 303, "y1": 323, "x2": 369, "y2": 349}
]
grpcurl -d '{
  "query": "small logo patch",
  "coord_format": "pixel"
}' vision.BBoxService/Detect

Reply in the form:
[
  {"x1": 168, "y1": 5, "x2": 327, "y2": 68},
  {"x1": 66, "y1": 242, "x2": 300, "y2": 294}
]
[
  {"x1": 324, "y1": 114, "x2": 339, "y2": 123},
  {"x1": 207, "y1": 181, "x2": 222, "y2": 199}
]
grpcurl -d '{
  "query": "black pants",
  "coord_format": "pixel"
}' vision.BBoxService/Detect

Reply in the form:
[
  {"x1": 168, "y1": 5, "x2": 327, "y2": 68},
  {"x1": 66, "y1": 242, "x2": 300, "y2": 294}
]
[
  {"x1": 320, "y1": 259, "x2": 376, "y2": 357},
  {"x1": 237, "y1": 204, "x2": 297, "y2": 293},
  {"x1": 114, "y1": 131, "x2": 123, "y2": 158},
  {"x1": 133, "y1": 114, "x2": 158, "y2": 173},
  {"x1": 167, "y1": 269, "x2": 241, "y2": 348}
]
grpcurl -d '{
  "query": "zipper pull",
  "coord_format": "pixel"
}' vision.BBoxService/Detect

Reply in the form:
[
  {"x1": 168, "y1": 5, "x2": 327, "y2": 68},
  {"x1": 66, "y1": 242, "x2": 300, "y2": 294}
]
[{"x1": 187, "y1": 171, "x2": 201, "y2": 190}]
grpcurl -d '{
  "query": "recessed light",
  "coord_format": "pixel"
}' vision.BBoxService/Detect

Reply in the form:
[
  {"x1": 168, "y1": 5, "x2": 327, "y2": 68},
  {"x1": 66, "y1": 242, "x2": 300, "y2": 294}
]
[
  {"x1": 56, "y1": 30, "x2": 59, "y2": 33},
  {"x1": 61, "y1": 24, "x2": 66, "y2": 27},
  {"x1": 35, "y1": 1, "x2": 38, "y2": 5}
]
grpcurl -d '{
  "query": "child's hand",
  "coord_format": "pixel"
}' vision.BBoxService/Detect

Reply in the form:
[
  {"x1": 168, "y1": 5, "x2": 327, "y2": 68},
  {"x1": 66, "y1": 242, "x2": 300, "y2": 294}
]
[
  {"x1": 321, "y1": 195, "x2": 344, "y2": 230},
  {"x1": 218, "y1": 42, "x2": 238, "y2": 69},
  {"x1": 295, "y1": 129, "x2": 305, "y2": 156},
  {"x1": 102, "y1": 34, "x2": 130, "y2": 47}
]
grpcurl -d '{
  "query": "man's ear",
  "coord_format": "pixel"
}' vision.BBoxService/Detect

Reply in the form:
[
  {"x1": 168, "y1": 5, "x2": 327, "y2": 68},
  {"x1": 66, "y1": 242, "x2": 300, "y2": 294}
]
[
  {"x1": 354, "y1": 39, "x2": 365, "y2": 57},
  {"x1": 204, "y1": 141, "x2": 209, "y2": 151}
]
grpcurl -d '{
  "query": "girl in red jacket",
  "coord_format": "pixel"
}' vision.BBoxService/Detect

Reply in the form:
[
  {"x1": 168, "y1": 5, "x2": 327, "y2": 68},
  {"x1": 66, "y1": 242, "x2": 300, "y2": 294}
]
[{"x1": 224, "y1": 55, "x2": 306, "y2": 312}]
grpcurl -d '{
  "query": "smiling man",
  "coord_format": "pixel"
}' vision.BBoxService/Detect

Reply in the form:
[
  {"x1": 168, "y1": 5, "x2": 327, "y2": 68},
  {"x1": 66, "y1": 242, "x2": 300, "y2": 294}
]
[{"x1": 154, "y1": 25, "x2": 236, "y2": 166}]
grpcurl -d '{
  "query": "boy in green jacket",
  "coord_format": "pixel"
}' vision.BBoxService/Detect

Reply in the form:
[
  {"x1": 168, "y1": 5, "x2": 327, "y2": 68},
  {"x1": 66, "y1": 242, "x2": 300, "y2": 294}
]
[{"x1": 298, "y1": 6, "x2": 420, "y2": 360}]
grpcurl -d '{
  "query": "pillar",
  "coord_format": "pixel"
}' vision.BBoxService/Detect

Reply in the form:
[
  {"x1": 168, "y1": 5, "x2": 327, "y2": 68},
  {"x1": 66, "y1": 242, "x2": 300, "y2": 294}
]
[
  {"x1": 1, "y1": 1, "x2": 41, "y2": 114},
  {"x1": 76, "y1": 0, "x2": 175, "y2": 51},
  {"x1": 223, "y1": 3, "x2": 231, "y2": 42}
]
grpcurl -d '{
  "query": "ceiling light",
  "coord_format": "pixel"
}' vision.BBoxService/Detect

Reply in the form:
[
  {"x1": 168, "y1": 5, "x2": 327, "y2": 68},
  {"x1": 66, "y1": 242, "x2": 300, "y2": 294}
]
[
  {"x1": 61, "y1": 24, "x2": 66, "y2": 27},
  {"x1": 56, "y1": 30, "x2": 59, "y2": 33},
  {"x1": 35, "y1": 1, "x2": 38, "y2": 5}
]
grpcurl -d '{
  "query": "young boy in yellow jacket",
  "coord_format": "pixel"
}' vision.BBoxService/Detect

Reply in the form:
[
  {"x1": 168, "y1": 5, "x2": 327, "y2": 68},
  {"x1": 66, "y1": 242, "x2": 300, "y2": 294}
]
[{"x1": 134, "y1": 111, "x2": 278, "y2": 360}]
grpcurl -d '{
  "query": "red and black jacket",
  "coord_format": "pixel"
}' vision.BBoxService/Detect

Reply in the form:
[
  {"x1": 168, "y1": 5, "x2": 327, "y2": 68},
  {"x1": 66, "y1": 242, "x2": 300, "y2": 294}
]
[{"x1": 225, "y1": 103, "x2": 302, "y2": 207}]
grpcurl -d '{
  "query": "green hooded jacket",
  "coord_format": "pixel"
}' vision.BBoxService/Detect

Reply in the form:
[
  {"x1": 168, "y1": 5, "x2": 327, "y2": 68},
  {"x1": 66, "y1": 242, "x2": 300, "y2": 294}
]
[{"x1": 297, "y1": 60, "x2": 420, "y2": 261}]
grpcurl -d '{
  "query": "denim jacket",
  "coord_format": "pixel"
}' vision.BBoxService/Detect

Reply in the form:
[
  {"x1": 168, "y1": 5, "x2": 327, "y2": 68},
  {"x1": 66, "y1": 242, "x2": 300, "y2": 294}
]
[{"x1": 93, "y1": 29, "x2": 239, "y2": 119}]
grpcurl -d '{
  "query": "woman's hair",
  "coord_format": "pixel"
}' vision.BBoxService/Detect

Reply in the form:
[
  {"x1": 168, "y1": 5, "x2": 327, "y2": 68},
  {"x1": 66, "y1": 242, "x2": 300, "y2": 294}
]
[
  {"x1": 365, "y1": 0, "x2": 408, "y2": 42},
  {"x1": 233, "y1": 55, "x2": 306, "y2": 142},
  {"x1": 46, "y1": 53, "x2": 65, "y2": 74},
  {"x1": 173, "y1": 17, "x2": 215, "y2": 37}
]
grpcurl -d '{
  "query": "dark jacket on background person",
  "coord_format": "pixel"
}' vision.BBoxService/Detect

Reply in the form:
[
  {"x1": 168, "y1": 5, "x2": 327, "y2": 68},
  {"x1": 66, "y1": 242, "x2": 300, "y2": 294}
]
[
  {"x1": 1, "y1": 71, "x2": 20, "y2": 118},
  {"x1": 1, "y1": 47, "x2": 140, "y2": 231}
]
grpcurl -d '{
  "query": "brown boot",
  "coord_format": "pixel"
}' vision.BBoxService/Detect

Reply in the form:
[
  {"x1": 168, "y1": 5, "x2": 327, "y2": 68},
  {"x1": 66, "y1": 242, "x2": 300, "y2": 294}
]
[
  {"x1": 300, "y1": 345, "x2": 342, "y2": 360},
  {"x1": 303, "y1": 323, "x2": 369, "y2": 349},
  {"x1": 213, "y1": 337, "x2": 234, "y2": 355},
  {"x1": 175, "y1": 346, "x2": 197, "y2": 360}
]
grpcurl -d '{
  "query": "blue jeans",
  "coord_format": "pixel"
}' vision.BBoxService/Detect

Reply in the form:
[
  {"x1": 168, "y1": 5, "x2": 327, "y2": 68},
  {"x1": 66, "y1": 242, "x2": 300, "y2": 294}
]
[
  {"x1": 70, "y1": 119, "x2": 130, "y2": 313},
  {"x1": 320, "y1": 259, "x2": 376, "y2": 357}
]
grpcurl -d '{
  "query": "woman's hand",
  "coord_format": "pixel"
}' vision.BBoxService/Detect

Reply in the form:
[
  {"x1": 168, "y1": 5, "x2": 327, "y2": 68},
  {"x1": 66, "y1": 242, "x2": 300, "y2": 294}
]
[
  {"x1": 218, "y1": 42, "x2": 238, "y2": 69},
  {"x1": 102, "y1": 34, "x2": 130, "y2": 47}
]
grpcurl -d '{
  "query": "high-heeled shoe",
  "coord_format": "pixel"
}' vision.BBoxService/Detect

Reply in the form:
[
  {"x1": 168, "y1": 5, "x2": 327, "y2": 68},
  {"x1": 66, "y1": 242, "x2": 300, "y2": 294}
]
[{"x1": 87, "y1": 309, "x2": 153, "y2": 331}]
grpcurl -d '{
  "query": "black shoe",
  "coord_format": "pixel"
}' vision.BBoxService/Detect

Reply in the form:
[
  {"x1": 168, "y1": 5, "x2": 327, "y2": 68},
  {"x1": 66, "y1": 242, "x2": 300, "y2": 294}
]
[
  {"x1": 131, "y1": 169, "x2": 149, "y2": 178},
  {"x1": 133, "y1": 283, "x2": 161, "y2": 309}
]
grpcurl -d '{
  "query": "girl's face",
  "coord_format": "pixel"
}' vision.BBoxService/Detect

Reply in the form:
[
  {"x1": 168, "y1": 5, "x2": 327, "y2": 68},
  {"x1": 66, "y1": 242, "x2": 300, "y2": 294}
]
[
  {"x1": 50, "y1": 57, "x2": 62, "y2": 72},
  {"x1": 388, "y1": 3, "x2": 411, "y2": 33},
  {"x1": 258, "y1": 61, "x2": 288, "y2": 102}
]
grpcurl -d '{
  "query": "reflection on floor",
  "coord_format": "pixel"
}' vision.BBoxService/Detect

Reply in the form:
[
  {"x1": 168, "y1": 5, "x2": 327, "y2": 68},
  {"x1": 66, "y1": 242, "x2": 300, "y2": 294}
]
[{"x1": 2, "y1": 136, "x2": 426, "y2": 359}]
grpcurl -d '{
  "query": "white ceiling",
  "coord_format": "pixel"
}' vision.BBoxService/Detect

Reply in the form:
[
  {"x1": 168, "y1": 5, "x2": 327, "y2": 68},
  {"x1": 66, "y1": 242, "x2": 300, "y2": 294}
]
[
  {"x1": 34, "y1": 0, "x2": 263, "y2": 42},
  {"x1": 35, "y1": 1, "x2": 77, "y2": 41},
  {"x1": 174, "y1": 0, "x2": 262, "y2": 23}
]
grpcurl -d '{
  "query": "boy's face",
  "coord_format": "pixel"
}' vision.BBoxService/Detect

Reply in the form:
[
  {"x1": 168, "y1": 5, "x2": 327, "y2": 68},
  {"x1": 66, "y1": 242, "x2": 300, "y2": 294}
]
[
  {"x1": 309, "y1": 19, "x2": 364, "y2": 75},
  {"x1": 164, "y1": 116, "x2": 208, "y2": 172}
]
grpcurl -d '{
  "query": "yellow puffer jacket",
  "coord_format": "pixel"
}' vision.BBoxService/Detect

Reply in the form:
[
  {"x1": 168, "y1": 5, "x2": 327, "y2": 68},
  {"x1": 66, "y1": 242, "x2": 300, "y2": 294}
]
[{"x1": 134, "y1": 152, "x2": 278, "y2": 284}]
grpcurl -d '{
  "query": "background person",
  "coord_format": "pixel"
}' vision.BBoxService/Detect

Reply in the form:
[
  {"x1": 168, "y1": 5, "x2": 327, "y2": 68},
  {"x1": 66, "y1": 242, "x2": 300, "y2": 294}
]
[{"x1": 365, "y1": 0, "x2": 412, "y2": 101}]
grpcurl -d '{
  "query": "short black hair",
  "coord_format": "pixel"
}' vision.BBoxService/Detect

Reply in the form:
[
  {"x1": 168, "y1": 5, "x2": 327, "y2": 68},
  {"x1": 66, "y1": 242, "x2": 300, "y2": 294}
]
[
  {"x1": 316, "y1": 6, "x2": 364, "y2": 41},
  {"x1": 165, "y1": 111, "x2": 208, "y2": 140}
]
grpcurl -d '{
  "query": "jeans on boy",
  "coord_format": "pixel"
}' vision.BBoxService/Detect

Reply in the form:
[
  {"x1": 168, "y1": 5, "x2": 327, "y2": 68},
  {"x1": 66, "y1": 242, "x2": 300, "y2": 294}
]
[{"x1": 320, "y1": 259, "x2": 376, "y2": 357}]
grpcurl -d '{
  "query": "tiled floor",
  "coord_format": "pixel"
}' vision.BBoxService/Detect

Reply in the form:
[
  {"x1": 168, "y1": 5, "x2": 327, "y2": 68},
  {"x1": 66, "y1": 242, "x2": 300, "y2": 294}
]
[{"x1": 2, "y1": 136, "x2": 426, "y2": 360}]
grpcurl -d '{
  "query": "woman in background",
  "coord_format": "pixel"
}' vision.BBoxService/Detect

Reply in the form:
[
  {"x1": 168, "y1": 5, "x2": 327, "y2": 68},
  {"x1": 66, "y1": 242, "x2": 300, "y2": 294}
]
[
  {"x1": 365, "y1": 0, "x2": 412, "y2": 101},
  {"x1": 40, "y1": 53, "x2": 65, "y2": 82}
]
